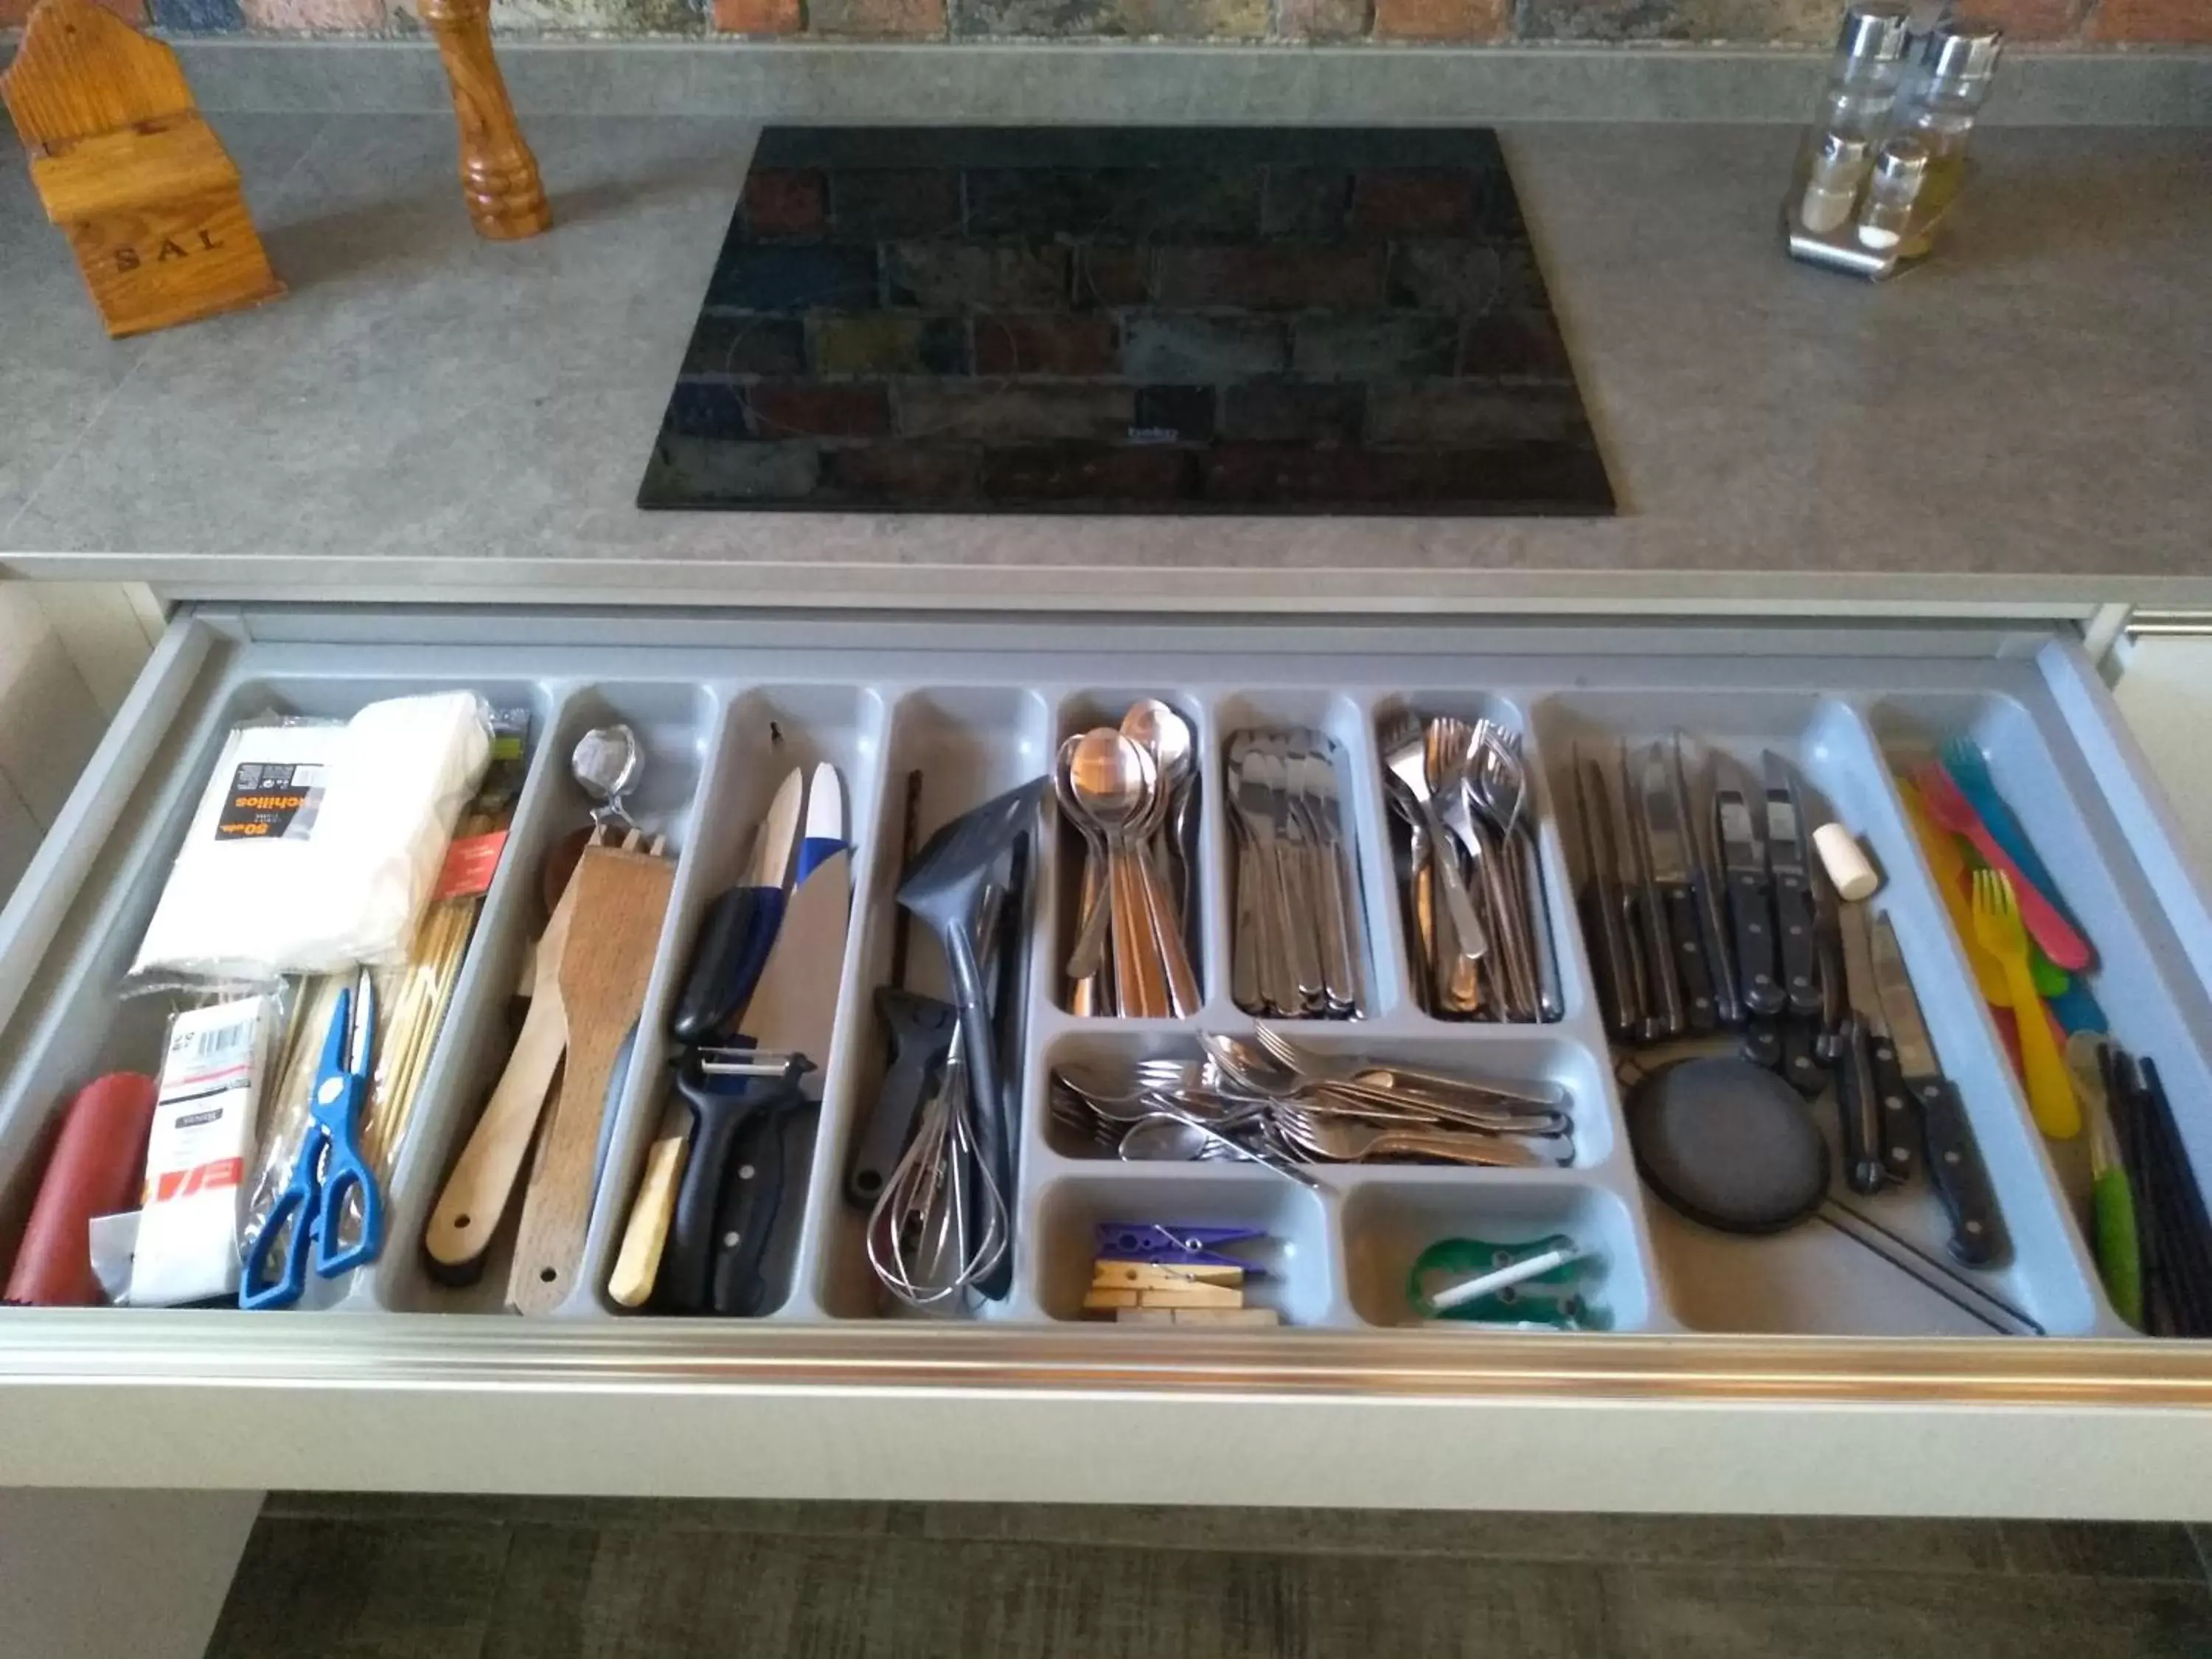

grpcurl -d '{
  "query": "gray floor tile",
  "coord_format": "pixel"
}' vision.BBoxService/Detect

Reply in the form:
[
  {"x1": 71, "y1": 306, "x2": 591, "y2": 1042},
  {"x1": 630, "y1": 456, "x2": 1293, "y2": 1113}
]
[
  {"x1": 479, "y1": 1528, "x2": 1621, "y2": 1659},
  {"x1": 262, "y1": 1490, "x2": 909, "y2": 1536},
  {"x1": 2000, "y1": 1521, "x2": 2207, "y2": 1580},
  {"x1": 205, "y1": 1516, "x2": 509, "y2": 1659},
  {"x1": 1618, "y1": 1564, "x2": 2212, "y2": 1659},
  {"x1": 919, "y1": 1503, "x2": 2011, "y2": 1572}
]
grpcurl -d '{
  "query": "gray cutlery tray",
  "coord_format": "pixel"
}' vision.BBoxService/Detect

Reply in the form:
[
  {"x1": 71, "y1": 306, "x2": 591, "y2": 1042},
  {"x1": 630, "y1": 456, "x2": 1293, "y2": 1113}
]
[{"x1": 0, "y1": 614, "x2": 2201, "y2": 1345}]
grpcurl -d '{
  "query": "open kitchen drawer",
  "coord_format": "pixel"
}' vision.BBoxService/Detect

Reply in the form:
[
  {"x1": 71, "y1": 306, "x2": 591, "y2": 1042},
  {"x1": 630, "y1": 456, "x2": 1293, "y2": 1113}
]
[{"x1": 1, "y1": 605, "x2": 2210, "y2": 1517}]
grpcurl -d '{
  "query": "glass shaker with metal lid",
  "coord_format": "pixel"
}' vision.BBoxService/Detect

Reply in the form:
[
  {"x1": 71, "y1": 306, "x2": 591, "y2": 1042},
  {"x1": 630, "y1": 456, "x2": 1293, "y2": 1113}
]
[
  {"x1": 1892, "y1": 18, "x2": 2006, "y2": 255},
  {"x1": 1787, "y1": 0, "x2": 1912, "y2": 236}
]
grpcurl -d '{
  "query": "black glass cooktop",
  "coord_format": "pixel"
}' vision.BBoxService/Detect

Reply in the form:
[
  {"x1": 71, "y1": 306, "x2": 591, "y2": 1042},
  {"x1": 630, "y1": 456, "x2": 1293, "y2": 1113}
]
[{"x1": 640, "y1": 127, "x2": 1612, "y2": 515}]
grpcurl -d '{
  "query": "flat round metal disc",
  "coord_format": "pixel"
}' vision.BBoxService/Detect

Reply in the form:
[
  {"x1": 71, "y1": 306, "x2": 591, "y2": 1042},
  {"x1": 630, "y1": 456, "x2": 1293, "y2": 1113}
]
[{"x1": 1627, "y1": 1057, "x2": 1829, "y2": 1235}]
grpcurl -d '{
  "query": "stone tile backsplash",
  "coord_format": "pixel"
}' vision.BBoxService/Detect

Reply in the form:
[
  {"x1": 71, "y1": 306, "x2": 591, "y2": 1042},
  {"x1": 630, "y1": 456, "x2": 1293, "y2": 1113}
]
[{"x1": 4, "y1": 0, "x2": 2200, "y2": 43}]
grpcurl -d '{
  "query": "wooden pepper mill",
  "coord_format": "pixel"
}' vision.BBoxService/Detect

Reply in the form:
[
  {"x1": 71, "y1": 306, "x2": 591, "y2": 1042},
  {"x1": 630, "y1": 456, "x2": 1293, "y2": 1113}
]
[
  {"x1": 418, "y1": 0, "x2": 551, "y2": 242},
  {"x1": 2, "y1": 0, "x2": 284, "y2": 338}
]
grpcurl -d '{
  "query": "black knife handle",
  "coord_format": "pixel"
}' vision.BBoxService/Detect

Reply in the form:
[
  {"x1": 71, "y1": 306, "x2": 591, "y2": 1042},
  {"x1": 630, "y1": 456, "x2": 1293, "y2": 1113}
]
[
  {"x1": 1916, "y1": 1077, "x2": 2008, "y2": 1269},
  {"x1": 846, "y1": 990, "x2": 956, "y2": 1208},
  {"x1": 664, "y1": 1062, "x2": 780, "y2": 1313},
  {"x1": 708, "y1": 1103, "x2": 791, "y2": 1318},
  {"x1": 1582, "y1": 882, "x2": 1640, "y2": 1043},
  {"x1": 1663, "y1": 885, "x2": 1717, "y2": 1034},
  {"x1": 1781, "y1": 1022, "x2": 1828, "y2": 1099},
  {"x1": 1728, "y1": 871, "x2": 1786, "y2": 1018},
  {"x1": 1742, "y1": 1020, "x2": 1783, "y2": 1074},
  {"x1": 1836, "y1": 1016, "x2": 1888, "y2": 1195},
  {"x1": 1690, "y1": 869, "x2": 1743, "y2": 1028},
  {"x1": 1772, "y1": 871, "x2": 1823, "y2": 1019},
  {"x1": 670, "y1": 887, "x2": 784, "y2": 1047},
  {"x1": 1637, "y1": 880, "x2": 1683, "y2": 1043},
  {"x1": 1867, "y1": 1032, "x2": 1918, "y2": 1186}
]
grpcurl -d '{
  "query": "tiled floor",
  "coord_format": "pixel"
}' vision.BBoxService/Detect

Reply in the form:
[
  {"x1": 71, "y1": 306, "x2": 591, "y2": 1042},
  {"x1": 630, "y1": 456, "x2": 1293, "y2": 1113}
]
[{"x1": 212, "y1": 1497, "x2": 2212, "y2": 1658}]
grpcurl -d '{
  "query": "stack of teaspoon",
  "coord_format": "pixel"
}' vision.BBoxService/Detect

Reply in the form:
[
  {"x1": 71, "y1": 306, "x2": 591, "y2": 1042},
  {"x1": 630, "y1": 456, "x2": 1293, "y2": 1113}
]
[{"x1": 1057, "y1": 699, "x2": 1203, "y2": 1018}]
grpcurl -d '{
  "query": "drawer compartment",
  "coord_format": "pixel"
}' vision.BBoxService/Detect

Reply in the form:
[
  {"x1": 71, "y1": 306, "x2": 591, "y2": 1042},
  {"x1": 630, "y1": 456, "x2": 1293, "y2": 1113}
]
[{"x1": 1, "y1": 611, "x2": 2208, "y2": 1443}]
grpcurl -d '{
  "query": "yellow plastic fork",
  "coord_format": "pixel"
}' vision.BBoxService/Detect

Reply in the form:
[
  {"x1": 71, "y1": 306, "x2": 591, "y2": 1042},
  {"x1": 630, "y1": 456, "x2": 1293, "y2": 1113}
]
[{"x1": 1972, "y1": 867, "x2": 2081, "y2": 1140}]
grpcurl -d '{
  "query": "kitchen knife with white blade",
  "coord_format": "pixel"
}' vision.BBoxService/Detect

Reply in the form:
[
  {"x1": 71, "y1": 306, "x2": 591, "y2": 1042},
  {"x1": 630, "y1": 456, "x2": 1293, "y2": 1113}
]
[{"x1": 1872, "y1": 914, "x2": 2008, "y2": 1268}]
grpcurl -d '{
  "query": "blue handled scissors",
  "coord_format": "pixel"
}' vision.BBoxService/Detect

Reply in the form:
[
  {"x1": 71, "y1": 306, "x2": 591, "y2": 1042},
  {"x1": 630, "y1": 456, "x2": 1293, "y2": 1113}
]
[{"x1": 241, "y1": 970, "x2": 385, "y2": 1309}]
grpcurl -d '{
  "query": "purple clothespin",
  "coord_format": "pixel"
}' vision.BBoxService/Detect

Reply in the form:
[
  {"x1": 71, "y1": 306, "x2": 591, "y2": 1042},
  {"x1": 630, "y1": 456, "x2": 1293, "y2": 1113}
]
[{"x1": 1095, "y1": 1223, "x2": 1265, "y2": 1269}]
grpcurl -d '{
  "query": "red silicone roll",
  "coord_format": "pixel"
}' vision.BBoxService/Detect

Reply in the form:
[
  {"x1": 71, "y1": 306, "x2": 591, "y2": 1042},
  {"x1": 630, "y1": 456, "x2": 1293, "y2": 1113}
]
[{"x1": 3, "y1": 1073, "x2": 159, "y2": 1307}]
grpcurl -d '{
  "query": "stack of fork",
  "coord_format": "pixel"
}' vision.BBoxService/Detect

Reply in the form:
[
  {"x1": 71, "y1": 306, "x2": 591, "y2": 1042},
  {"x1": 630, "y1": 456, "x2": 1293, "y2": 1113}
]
[
  {"x1": 1049, "y1": 1024, "x2": 1574, "y2": 1175},
  {"x1": 1380, "y1": 712, "x2": 1562, "y2": 1022},
  {"x1": 1225, "y1": 728, "x2": 1366, "y2": 1019}
]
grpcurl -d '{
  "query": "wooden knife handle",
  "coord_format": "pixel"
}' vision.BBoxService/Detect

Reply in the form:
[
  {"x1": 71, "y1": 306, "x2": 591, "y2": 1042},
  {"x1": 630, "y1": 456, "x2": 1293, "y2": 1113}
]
[
  {"x1": 608, "y1": 1130, "x2": 686, "y2": 1310},
  {"x1": 423, "y1": 988, "x2": 566, "y2": 1270}
]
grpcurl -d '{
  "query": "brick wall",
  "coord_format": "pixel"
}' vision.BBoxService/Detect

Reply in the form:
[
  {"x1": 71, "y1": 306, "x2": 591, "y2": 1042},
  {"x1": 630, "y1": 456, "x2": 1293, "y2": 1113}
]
[
  {"x1": 639, "y1": 138, "x2": 1612, "y2": 511},
  {"x1": 5, "y1": 0, "x2": 2208, "y2": 44}
]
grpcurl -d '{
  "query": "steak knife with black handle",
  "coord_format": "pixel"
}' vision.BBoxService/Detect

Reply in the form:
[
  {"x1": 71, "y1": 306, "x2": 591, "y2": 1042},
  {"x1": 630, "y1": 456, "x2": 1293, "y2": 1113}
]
[
  {"x1": 1640, "y1": 742, "x2": 1717, "y2": 1034},
  {"x1": 1717, "y1": 778, "x2": 1784, "y2": 1020},
  {"x1": 1873, "y1": 914, "x2": 2009, "y2": 1269},
  {"x1": 1761, "y1": 751, "x2": 1824, "y2": 1020}
]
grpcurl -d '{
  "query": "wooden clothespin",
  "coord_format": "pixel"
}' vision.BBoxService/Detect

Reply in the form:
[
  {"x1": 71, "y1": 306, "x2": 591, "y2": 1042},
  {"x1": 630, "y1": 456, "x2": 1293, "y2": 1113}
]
[{"x1": 1, "y1": 0, "x2": 284, "y2": 338}]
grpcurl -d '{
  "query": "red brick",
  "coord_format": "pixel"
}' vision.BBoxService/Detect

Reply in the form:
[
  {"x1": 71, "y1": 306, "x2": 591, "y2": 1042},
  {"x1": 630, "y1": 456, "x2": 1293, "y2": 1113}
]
[
  {"x1": 1372, "y1": 0, "x2": 1508, "y2": 39},
  {"x1": 974, "y1": 315, "x2": 1121, "y2": 377},
  {"x1": 807, "y1": 0, "x2": 947, "y2": 34},
  {"x1": 2089, "y1": 0, "x2": 2212, "y2": 40},
  {"x1": 895, "y1": 384, "x2": 1135, "y2": 444},
  {"x1": 1966, "y1": 0, "x2": 2088, "y2": 38},
  {"x1": 1277, "y1": 0, "x2": 1369, "y2": 36},
  {"x1": 823, "y1": 446, "x2": 981, "y2": 503},
  {"x1": 980, "y1": 445, "x2": 1195, "y2": 504},
  {"x1": 742, "y1": 170, "x2": 828, "y2": 239},
  {"x1": 745, "y1": 383, "x2": 892, "y2": 439},
  {"x1": 713, "y1": 0, "x2": 799, "y2": 31},
  {"x1": 1074, "y1": 247, "x2": 1153, "y2": 307},
  {"x1": 1458, "y1": 313, "x2": 1574, "y2": 380},
  {"x1": 1352, "y1": 170, "x2": 1478, "y2": 237},
  {"x1": 1152, "y1": 246, "x2": 1387, "y2": 311},
  {"x1": 1202, "y1": 444, "x2": 1604, "y2": 507}
]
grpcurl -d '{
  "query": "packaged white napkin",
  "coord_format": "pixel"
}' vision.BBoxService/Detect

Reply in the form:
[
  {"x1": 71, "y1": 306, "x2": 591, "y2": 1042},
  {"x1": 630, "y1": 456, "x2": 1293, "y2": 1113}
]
[{"x1": 131, "y1": 691, "x2": 493, "y2": 984}]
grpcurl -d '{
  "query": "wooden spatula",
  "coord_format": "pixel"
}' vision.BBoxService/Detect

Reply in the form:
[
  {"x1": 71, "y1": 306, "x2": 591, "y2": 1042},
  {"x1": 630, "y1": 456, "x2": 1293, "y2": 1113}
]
[
  {"x1": 422, "y1": 870, "x2": 580, "y2": 1280},
  {"x1": 507, "y1": 833, "x2": 674, "y2": 1313}
]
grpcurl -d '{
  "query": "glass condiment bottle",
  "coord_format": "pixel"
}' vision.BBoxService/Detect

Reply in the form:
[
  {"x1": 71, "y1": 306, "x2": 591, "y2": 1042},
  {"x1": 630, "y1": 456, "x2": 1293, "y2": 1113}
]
[
  {"x1": 1857, "y1": 137, "x2": 1930, "y2": 251},
  {"x1": 1891, "y1": 18, "x2": 2004, "y2": 256},
  {"x1": 1800, "y1": 131, "x2": 1871, "y2": 235},
  {"x1": 1798, "y1": 5, "x2": 1910, "y2": 156}
]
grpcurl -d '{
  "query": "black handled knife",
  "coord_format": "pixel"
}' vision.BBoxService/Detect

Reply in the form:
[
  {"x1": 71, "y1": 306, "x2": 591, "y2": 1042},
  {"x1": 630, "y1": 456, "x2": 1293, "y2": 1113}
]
[
  {"x1": 1672, "y1": 734, "x2": 1742, "y2": 1029},
  {"x1": 1873, "y1": 914, "x2": 2010, "y2": 1268},
  {"x1": 1640, "y1": 743, "x2": 1716, "y2": 1034},
  {"x1": 1717, "y1": 782, "x2": 1784, "y2": 1018},
  {"x1": 1576, "y1": 751, "x2": 1641, "y2": 1043},
  {"x1": 1761, "y1": 751, "x2": 1823, "y2": 1020},
  {"x1": 1621, "y1": 743, "x2": 1682, "y2": 1043},
  {"x1": 1837, "y1": 900, "x2": 1910, "y2": 1194}
]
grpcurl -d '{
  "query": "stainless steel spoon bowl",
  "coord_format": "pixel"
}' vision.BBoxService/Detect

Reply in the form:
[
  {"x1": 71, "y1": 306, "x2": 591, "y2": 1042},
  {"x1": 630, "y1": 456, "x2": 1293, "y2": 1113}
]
[{"x1": 571, "y1": 723, "x2": 643, "y2": 829}]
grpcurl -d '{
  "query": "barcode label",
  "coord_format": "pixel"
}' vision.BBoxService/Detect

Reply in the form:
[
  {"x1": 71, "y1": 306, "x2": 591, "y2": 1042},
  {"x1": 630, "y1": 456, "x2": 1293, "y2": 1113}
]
[
  {"x1": 177, "y1": 1020, "x2": 251, "y2": 1062},
  {"x1": 160, "y1": 998, "x2": 271, "y2": 1105}
]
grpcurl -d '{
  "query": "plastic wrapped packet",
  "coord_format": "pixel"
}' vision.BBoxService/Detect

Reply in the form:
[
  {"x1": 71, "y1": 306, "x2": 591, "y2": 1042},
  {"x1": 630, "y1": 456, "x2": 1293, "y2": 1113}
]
[
  {"x1": 242, "y1": 706, "x2": 533, "y2": 1257},
  {"x1": 129, "y1": 994, "x2": 280, "y2": 1307},
  {"x1": 130, "y1": 692, "x2": 495, "y2": 987}
]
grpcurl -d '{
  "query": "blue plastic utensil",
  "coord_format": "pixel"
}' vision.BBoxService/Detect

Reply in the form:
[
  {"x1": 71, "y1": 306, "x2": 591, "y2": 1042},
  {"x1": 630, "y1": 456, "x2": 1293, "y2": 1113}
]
[
  {"x1": 1096, "y1": 1223, "x2": 1265, "y2": 1269},
  {"x1": 241, "y1": 973, "x2": 384, "y2": 1310}
]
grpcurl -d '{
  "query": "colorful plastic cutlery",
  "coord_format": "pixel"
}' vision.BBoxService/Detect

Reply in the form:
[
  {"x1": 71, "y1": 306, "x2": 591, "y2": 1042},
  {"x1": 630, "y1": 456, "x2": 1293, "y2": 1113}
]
[
  {"x1": 1970, "y1": 868, "x2": 2081, "y2": 1139},
  {"x1": 1915, "y1": 762, "x2": 2093, "y2": 973}
]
